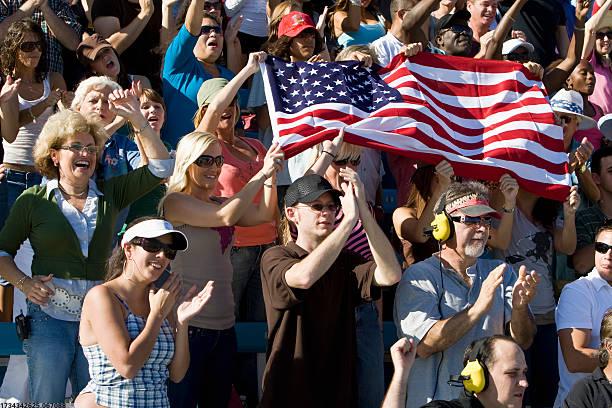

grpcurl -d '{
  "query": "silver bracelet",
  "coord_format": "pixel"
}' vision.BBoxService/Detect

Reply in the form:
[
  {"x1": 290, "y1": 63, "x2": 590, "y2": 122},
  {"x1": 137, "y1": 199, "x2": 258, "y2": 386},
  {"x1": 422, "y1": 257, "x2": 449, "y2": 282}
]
[{"x1": 133, "y1": 121, "x2": 151, "y2": 133}]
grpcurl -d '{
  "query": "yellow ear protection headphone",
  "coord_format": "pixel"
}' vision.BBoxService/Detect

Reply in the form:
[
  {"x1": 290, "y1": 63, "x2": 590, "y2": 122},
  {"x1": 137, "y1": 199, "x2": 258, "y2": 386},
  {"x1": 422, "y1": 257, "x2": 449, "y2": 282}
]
[
  {"x1": 449, "y1": 338, "x2": 489, "y2": 394},
  {"x1": 430, "y1": 192, "x2": 454, "y2": 242}
]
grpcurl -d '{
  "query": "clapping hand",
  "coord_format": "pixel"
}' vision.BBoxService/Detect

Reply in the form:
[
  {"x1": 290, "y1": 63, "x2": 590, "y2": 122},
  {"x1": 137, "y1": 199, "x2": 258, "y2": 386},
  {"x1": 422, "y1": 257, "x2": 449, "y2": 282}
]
[
  {"x1": 511, "y1": 265, "x2": 539, "y2": 310},
  {"x1": 177, "y1": 281, "x2": 214, "y2": 325},
  {"x1": 0, "y1": 76, "x2": 20, "y2": 104}
]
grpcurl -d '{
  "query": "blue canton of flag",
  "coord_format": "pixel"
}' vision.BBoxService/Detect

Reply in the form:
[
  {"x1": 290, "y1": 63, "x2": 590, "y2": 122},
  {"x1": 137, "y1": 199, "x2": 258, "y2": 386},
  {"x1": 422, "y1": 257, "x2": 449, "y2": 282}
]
[{"x1": 264, "y1": 56, "x2": 403, "y2": 114}]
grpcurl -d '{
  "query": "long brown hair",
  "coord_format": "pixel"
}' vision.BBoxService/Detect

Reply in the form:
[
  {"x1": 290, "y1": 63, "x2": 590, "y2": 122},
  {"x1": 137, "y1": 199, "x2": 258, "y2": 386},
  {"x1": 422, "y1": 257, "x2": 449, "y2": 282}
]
[
  {"x1": 0, "y1": 19, "x2": 48, "y2": 82},
  {"x1": 599, "y1": 309, "x2": 612, "y2": 368},
  {"x1": 403, "y1": 165, "x2": 436, "y2": 215},
  {"x1": 266, "y1": 31, "x2": 324, "y2": 61},
  {"x1": 105, "y1": 216, "x2": 164, "y2": 282}
]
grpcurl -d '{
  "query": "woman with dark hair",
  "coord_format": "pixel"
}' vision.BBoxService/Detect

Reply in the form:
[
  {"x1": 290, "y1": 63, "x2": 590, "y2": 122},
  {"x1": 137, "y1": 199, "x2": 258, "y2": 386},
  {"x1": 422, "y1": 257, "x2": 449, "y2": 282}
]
[
  {"x1": 0, "y1": 19, "x2": 68, "y2": 229},
  {"x1": 328, "y1": 0, "x2": 387, "y2": 49},
  {"x1": 563, "y1": 308, "x2": 612, "y2": 407},
  {"x1": 75, "y1": 217, "x2": 213, "y2": 408},
  {"x1": 76, "y1": 33, "x2": 152, "y2": 90},
  {"x1": 582, "y1": 0, "x2": 611, "y2": 114}
]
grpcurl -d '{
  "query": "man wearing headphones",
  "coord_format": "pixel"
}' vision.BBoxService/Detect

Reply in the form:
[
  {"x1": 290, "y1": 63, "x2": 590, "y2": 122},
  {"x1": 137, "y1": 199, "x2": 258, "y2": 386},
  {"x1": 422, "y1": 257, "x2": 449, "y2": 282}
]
[
  {"x1": 423, "y1": 335, "x2": 529, "y2": 408},
  {"x1": 394, "y1": 181, "x2": 538, "y2": 407}
]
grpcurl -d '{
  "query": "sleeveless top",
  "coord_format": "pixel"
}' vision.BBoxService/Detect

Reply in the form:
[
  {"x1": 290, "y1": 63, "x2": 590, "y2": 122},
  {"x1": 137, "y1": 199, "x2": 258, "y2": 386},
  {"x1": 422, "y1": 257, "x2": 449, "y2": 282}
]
[
  {"x1": 337, "y1": 13, "x2": 386, "y2": 49},
  {"x1": 171, "y1": 198, "x2": 236, "y2": 330},
  {"x1": 3, "y1": 78, "x2": 53, "y2": 166},
  {"x1": 213, "y1": 137, "x2": 277, "y2": 247},
  {"x1": 81, "y1": 295, "x2": 175, "y2": 408}
]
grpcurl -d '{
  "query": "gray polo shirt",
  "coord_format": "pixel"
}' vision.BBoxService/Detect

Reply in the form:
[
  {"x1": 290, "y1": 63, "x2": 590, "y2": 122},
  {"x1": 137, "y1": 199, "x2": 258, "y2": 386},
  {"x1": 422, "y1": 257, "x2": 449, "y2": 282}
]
[{"x1": 394, "y1": 255, "x2": 516, "y2": 407}]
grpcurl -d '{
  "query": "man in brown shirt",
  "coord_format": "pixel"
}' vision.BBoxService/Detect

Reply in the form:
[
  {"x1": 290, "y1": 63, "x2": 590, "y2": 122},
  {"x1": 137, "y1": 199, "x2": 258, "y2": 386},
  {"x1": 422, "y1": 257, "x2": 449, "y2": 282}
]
[{"x1": 260, "y1": 173, "x2": 401, "y2": 408}]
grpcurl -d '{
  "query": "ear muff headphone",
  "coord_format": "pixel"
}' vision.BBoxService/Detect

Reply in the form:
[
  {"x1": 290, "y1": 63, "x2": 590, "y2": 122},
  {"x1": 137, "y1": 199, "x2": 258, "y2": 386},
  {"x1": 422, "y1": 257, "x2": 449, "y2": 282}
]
[
  {"x1": 458, "y1": 338, "x2": 489, "y2": 394},
  {"x1": 430, "y1": 192, "x2": 454, "y2": 242}
]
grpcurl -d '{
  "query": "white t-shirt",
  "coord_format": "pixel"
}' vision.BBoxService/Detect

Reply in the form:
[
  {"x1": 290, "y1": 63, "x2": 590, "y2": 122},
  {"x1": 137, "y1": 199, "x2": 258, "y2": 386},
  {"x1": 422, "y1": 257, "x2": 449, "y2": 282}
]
[
  {"x1": 554, "y1": 269, "x2": 612, "y2": 408},
  {"x1": 371, "y1": 31, "x2": 404, "y2": 68}
]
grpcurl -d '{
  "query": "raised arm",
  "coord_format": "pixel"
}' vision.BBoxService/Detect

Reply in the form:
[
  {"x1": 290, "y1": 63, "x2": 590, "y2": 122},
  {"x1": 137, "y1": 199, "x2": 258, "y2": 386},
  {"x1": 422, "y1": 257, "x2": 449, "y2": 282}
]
[
  {"x1": 93, "y1": 0, "x2": 155, "y2": 54},
  {"x1": 40, "y1": 0, "x2": 81, "y2": 51},
  {"x1": 381, "y1": 338, "x2": 417, "y2": 408},
  {"x1": 483, "y1": 0, "x2": 528, "y2": 60},
  {"x1": 0, "y1": 76, "x2": 20, "y2": 143},
  {"x1": 0, "y1": 0, "x2": 42, "y2": 37},
  {"x1": 163, "y1": 144, "x2": 283, "y2": 228},
  {"x1": 544, "y1": 0, "x2": 589, "y2": 93},
  {"x1": 185, "y1": 0, "x2": 207, "y2": 35},
  {"x1": 488, "y1": 174, "x2": 518, "y2": 251},
  {"x1": 306, "y1": 130, "x2": 345, "y2": 176},
  {"x1": 109, "y1": 86, "x2": 169, "y2": 160},
  {"x1": 284, "y1": 181, "x2": 359, "y2": 289},
  {"x1": 400, "y1": 0, "x2": 442, "y2": 39},
  {"x1": 332, "y1": 1, "x2": 361, "y2": 37},
  {"x1": 341, "y1": 168, "x2": 401, "y2": 286},
  {"x1": 196, "y1": 51, "x2": 265, "y2": 133},
  {"x1": 582, "y1": 0, "x2": 612, "y2": 58},
  {"x1": 223, "y1": 16, "x2": 244, "y2": 74},
  {"x1": 553, "y1": 186, "x2": 579, "y2": 255},
  {"x1": 160, "y1": 0, "x2": 182, "y2": 55}
]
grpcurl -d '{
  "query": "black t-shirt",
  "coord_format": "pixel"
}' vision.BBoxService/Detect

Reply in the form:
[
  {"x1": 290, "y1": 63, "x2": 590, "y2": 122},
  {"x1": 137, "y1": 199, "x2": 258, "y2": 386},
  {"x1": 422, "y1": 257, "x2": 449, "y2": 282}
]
[
  {"x1": 563, "y1": 367, "x2": 612, "y2": 408},
  {"x1": 91, "y1": 0, "x2": 162, "y2": 89},
  {"x1": 499, "y1": 0, "x2": 566, "y2": 68},
  {"x1": 422, "y1": 396, "x2": 485, "y2": 408}
]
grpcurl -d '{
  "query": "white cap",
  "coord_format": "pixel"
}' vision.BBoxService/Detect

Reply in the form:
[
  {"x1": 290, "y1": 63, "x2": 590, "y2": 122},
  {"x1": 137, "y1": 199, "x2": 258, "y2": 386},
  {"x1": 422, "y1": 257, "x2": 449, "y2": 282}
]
[
  {"x1": 550, "y1": 89, "x2": 597, "y2": 130},
  {"x1": 121, "y1": 219, "x2": 188, "y2": 250},
  {"x1": 502, "y1": 38, "x2": 535, "y2": 55},
  {"x1": 599, "y1": 114, "x2": 612, "y2": 140}
]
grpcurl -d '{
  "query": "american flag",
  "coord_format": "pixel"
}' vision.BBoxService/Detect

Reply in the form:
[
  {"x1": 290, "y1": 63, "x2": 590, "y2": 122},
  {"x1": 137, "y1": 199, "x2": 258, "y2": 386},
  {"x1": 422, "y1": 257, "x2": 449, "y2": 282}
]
[{"x1": 261, "y1": 53, "x2": 572, "y2": 201}]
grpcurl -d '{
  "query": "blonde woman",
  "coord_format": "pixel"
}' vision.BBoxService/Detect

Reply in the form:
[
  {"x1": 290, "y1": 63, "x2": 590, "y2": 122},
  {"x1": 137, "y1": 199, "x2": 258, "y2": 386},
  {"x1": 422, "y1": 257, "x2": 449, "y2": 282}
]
[
  {"x1": 161, "y1": 131, "x2": 282, "y2": 407},
  {"x1": 0, "y1": 110, "x2": 172, "y2": 402}
]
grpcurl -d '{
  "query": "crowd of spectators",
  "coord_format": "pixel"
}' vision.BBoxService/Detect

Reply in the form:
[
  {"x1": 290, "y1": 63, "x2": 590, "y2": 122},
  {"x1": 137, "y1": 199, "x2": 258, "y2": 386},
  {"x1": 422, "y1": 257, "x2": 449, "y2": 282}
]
[{"x1": 0, "y1": 0, "x2": 609, "y2": 407}]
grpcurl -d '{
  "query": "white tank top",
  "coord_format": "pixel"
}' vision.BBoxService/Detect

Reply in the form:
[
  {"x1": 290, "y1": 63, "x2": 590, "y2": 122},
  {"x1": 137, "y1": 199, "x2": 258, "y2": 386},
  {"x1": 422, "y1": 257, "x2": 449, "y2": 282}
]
[{"x1": 3, "y1": 77, "x2": 53, "y2": 166}]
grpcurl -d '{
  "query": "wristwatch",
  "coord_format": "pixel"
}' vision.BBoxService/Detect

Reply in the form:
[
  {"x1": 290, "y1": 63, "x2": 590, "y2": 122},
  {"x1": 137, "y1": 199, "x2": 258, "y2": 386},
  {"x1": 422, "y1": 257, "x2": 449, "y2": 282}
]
[{"x1": 501, "y1": 207, "x2": 515, "y2": 214}]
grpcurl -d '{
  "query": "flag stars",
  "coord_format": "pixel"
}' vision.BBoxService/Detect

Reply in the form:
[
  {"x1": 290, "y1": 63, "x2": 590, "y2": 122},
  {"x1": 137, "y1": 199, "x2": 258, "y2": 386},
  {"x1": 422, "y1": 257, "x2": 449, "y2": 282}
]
[
  {"x1": 315, "y1": 91, "x2": 324, "y2": 98},
  {"x1": 276, "y1": 69, "x2": 285, "y2": 76},
  {"x1": 300, "y1": 78, "x2": 309, "y2": 85},
  {"x1": 309, "y1": 69, "x2": 318, "y2": 75},
  {"x1": 325, "y1": 85, "x2": 334, "y2": 91},
  {"x1": 311, "y1": 80, "x2": 321, "y2": 87},
  {"x1": 322, "y1": 73, "x2": 331, "y2": 79},
  {"x1": 288, "y1": 77, "x2": 298, "y2": 84},
  {"x1": 298, "y1": 67, "x2": 307, "y2": 74}
]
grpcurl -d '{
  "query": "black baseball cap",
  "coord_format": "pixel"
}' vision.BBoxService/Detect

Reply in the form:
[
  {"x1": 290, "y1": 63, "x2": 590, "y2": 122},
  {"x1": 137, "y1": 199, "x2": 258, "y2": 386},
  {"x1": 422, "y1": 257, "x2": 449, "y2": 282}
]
[
  {"x1": 284, "y1": 174, "x2": 342, "y2": 208},
  {"x1": 435, "y1": 9, "x2": 471, "y2": 36}
]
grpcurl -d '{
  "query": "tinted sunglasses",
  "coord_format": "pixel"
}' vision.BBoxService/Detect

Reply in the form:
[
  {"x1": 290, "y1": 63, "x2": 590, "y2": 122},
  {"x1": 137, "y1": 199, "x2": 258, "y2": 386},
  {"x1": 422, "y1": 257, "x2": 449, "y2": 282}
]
[
  {"x1": 295, "y1": 203, "x2": 339, "y2": 213},
  {"x1": 451, "y1": 215, "x2": 493, "y2": 226},
  {"x1": 20, "y1": 41, "x2": 43, "y2": 52},
  {"x1": 596, "y1": 31, "x2": 612, "y2": 40},
  {"x1": 201, "y1": 25, "x2": 222, "y2": 35},
  {"x1": 333, "y1": 157, "x2": 361, "y2": 166},
  {"x1": 132, "y1": 237, "x2": 177, "y2": 260},
  {"x1": 194, "y1": 154, "x2": 224, "y2": 167},
  {"x1": 595, "y1": 241, "x2": 612, "y2": 254},
  {"x1": 60, "y1": 143, "x2": 98, "y2": 155}
]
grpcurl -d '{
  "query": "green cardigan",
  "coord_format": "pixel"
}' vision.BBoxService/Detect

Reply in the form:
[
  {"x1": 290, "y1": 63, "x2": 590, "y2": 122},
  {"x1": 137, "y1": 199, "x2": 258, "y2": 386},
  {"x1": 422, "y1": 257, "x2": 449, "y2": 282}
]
[{"x1": 0, "y1": 166, "x2": 162, "y2": 281}]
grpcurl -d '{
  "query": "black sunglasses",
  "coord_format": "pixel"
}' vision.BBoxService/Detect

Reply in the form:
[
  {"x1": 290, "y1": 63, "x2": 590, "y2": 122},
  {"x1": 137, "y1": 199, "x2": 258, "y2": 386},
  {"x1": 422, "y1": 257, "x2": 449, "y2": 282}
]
[
  {"x1": 132, "y1": 237, "x2": 177, "y2": 260},
  {"x1": 442, "y1": 24, "x2": 473, "y2": 37},
  {"x1": 194, "y1": 154, "x2": 224, "y2": 167},
  {"x1": 595, "y1": 242, "x2": 612, "y2": 254},
  {"x1": 20, "y1": 41, "x2": 43, "y2": 52},
  {"x1": 204, "y1": 1, "x2": 222, "y2": 9},
  {"x1": 451, "y1": 215, "x2": 493, "y2": 226},
  {"x1": 201, "y1": 25, "x2": 222, "y2": 35},
  {"x1": 333, "y1": 157, "x2": 361, "y2": 166},
  {"x1": 596, "y1": 31, "x2": 612, "y2": 40},
  {"x1": 506, "y1": 52, "x2": 530, "y2": 62}
]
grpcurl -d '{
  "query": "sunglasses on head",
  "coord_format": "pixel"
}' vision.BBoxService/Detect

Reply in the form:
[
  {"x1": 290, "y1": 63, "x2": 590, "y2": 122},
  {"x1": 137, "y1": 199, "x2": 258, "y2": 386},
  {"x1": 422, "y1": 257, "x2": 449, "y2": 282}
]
[
  {"x1": 333, "y1": 157, "x2": 361, "y2": 166},
  {"x1": 194, "y1": 154, "x2": 224, "y2": 167},
  {"x1": 595, "y1": 241, "x2": 612, "y2": 254},
  {"x1": 201, "y1": 25, "x2": 222, "y2": 35},
  {"x1": 451, "y1": 215, "x2": 493, "y2": 226},
  {"x1": 20, "y1": 41, "x2": 43, "y2": 52},
  {"x1": 132, "y1": 237, "x2": 177, "y2": 260},
  {"x1": 596, "y1": 31, "x2": 612, "y2": 40}
]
